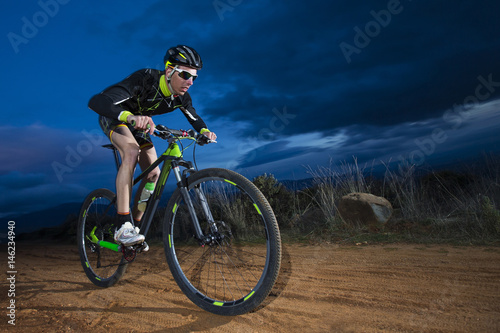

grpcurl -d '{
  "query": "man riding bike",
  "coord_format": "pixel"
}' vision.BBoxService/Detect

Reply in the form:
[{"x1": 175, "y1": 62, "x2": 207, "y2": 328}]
[{"x1": 88, "y1": 45, "x2": 217, "y2": 250}]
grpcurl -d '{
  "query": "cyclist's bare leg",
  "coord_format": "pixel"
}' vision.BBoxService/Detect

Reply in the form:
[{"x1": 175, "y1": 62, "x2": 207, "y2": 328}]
[
  {"x1": 132, "y1": 145, "x2": 160, "y2": 222},
  {"x1": 109, "y1": 126, "x2": 140, "y2": 215}
]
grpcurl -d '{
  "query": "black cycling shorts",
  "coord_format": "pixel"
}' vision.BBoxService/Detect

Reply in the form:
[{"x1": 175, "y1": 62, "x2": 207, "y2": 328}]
[{"x1": 99, "y1": 115, "x2": 153, "y2": 149}]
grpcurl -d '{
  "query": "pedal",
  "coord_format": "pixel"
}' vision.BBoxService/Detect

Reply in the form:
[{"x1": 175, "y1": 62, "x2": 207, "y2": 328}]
[{"x1": 122, "y1": 246, "x2": 137, "y2": 262}]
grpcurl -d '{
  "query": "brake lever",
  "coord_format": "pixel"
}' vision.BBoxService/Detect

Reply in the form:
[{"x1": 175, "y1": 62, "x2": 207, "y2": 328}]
[
  {"x1": 156, "y1": 124, "x2": 168, "y2": 131},
  {"x1": 153, "y1": 125, "x2": 171, "y2": 139}
]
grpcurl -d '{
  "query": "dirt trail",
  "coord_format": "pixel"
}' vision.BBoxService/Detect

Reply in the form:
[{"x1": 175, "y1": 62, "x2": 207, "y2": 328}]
[{"x1": 1, "y1": 243, "x2": 499, "y2": 332}]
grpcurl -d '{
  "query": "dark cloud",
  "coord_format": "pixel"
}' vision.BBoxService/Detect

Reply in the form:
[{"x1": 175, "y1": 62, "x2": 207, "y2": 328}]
[
  {"x1": 194, "y1": 1, "x2": 500, "y2": 138},
  {"x1": 0, "y1": 172, "x2": 46, "y2": 189},
  {"x1": 108, "y1": 1, "x2": 500, "y2": 141},
  {"x1": 236, "y1": 140, "x2": 322, "y2": 169},
  {"x1": 4, "y1": 0, "x2": 500, "y2": 218},
  {"x1": 232, "y1": 99, "x2": 500, "y2": 175},
  {"x1": 0, "y1": 125, "x2": 112, "y2": 177},
  {"x1": 0, "y1": 125, "x2": 118, "y2": 216}
]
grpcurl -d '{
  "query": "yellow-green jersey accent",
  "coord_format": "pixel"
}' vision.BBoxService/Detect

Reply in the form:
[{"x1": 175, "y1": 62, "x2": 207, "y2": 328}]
[
  {"x1": 118, "y1": 111, "x2": 134, "y2": 122},
  {"x1": 159, "y1": 74, "x2": 172, "y2": 97}
]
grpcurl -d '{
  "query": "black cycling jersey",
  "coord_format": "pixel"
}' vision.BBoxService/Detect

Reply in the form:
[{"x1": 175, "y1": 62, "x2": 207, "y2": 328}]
[{"x1": 88, "y1": 68, "x2": 208, "y2": 132}]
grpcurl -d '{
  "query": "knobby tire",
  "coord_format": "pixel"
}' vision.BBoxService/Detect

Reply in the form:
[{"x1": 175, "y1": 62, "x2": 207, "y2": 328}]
[{"x1": 163, "y1": 168, "x2": 281, "y2": 316}]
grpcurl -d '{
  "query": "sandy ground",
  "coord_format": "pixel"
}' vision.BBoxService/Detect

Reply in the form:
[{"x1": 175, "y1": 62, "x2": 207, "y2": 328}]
[{"x1": 1, "y1": 242, "x2": 499, "y2": 332}]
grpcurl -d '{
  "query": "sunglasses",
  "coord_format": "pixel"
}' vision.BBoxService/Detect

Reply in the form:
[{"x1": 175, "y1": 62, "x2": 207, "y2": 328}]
[{"x1": 174, "y1": 68, "x2": 198, "y2": 81}]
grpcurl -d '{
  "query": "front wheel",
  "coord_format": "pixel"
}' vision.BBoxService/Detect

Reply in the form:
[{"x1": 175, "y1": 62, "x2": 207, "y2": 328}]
[
  {"x1": 77, "y1": 188, "x2": 127, "y2": 287},
  {"x1": 163, "y1": 168, "x2": 281, "y2": 316}
]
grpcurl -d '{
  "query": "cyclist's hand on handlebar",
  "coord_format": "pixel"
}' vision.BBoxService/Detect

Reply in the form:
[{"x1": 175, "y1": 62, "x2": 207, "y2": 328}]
[
  {"x1": 128, "y1": 115, "x2": 155, "y2": 135},
  {"x1": 203, "y1": 131, "x2": 217, "y2": 142},
  {"x1": 198, "y1": 131, "x2": 217, "y2": 145}
]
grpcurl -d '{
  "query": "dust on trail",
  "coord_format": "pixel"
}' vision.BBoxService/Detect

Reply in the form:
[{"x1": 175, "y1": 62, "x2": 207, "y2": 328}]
[{"x1": 1, "y1": 243, "x2": 499, "y2": 332}]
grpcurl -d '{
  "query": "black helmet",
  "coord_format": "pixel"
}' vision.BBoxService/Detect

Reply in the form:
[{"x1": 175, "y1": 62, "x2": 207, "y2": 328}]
[{"x1": 164, "y1": 45, "x2": 203, "y2": 70}]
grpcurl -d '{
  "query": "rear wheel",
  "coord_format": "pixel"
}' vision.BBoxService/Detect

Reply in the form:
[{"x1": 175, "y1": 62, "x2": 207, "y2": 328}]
[
  {"x1": 163, "y1": 168, "x2": 281, "y2": 316},
  {"x1": 77, "y1": 188, "x2": 127, "y2": 287}
]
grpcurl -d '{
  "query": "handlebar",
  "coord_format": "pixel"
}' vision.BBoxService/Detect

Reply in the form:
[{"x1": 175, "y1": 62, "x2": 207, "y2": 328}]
[
  {"x1": 129, "y1": 121, "x2": 216, "y2": 145},
  {"x1": 154, "y1": 124, "x2": 216, "y2": 145}
]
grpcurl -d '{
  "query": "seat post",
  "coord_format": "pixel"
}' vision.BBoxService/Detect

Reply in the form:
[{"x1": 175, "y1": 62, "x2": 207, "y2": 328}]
[{"x1": 102, "y1": 144, "x2": 121, "y2": 171}]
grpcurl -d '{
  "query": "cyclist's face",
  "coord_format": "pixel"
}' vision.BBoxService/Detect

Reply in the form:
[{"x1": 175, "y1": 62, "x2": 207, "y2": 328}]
[{"x1": 167, "y1": 66, "x2": 197, "y2": 96}]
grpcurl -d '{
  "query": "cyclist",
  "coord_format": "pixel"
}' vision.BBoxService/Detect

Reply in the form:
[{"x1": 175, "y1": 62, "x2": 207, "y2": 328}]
[{"x1": 88, "y1": 45, "x2": 217, "y2": 249}]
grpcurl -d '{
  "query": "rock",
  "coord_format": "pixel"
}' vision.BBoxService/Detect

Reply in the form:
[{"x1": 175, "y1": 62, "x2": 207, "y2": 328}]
[{"x1": 337, "y1": 193, "x2": 393, "y2": 229}]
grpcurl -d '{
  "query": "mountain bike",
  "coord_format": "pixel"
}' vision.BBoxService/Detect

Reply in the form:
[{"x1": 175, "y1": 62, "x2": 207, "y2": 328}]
[{"x1": 77, "y1": 125, "x2": 281, "y2": 316}]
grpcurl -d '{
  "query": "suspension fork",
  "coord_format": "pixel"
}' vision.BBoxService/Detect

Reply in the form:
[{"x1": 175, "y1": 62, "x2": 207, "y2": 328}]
[
  {"x1": 194, "y1": 186, "x2": 218, "y2": 233},
  {"x1": 171, "y1": 162, "x2": 217, "y2": 242}
]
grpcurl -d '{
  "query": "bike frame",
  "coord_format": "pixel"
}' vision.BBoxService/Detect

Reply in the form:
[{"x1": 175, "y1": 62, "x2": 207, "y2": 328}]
[{"x1": 94, "y1": 137, "x2": 213, "y2": 252}]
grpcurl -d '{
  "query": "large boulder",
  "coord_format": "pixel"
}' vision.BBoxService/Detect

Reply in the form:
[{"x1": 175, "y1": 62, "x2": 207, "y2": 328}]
[{"x1": 337, "y1": 193, "x2": 393, "y2": 229}]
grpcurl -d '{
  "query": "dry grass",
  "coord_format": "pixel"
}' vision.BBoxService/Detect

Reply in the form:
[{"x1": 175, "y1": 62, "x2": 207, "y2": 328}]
[
  {"x1": 254, "y1": 154, "x2": 500, "y2": 244},
  {"x1": 26, "y1": 156, "x2": 500, "y2": 246}
]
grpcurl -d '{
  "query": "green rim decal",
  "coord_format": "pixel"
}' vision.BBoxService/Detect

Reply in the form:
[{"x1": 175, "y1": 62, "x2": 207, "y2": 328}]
[
  {"x1": 224, "y1": 179, "x2": 237, "y2": 186},
  {"x1": 95, "y1": 277, "x2": 101, "y2": 281},
  {"x1": 83, "y1": 197, "x2": 96, "y2": 218},
  {"x1": 253, "y1": 204, "x2": 262, "y2": 215},
  {"x1": 85, "y1": 262, "x2": 89, "y2": 268},
  {"x1": 172, "y1": 203, "x2": 178, "y2": 214},
  {"x1": 169, "y1": 234, "x2": 172, "y2": 248},
  {"x1": 244, "y1": 291, "x2": 255, "y2": 301},
  {"x1": 213, "y1": 301, "x2": 224, "y2": 306}
]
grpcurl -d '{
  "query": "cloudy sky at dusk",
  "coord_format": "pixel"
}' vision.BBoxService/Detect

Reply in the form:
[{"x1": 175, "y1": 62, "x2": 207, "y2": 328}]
[{"x1": 1, "y1": 0, "x2": 500, "y2": 223}]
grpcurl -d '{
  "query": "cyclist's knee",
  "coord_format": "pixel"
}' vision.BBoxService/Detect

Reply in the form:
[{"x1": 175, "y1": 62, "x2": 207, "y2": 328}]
[{"x1": 121, "y1": 144, "x2": 140, "y2": 164}]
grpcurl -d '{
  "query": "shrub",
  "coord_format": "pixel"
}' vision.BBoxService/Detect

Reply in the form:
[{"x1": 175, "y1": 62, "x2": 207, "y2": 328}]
[
  {"x1": 480, "y1": 196, "x2": 500, "y2": 235},
  {"x1": 252, "y1": 173, "x2": 295, "y2": 229}
]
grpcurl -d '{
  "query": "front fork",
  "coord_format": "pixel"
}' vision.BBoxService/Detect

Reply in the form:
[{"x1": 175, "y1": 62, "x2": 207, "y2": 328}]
[{"x1": 171, "y1": 164, "x2": 218, "y2": 244}]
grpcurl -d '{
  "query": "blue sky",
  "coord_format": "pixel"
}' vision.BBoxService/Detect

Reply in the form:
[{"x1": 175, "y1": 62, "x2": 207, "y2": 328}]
[{"x1": 1, "y1": 0, "x2": 500, "y2": 219}]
